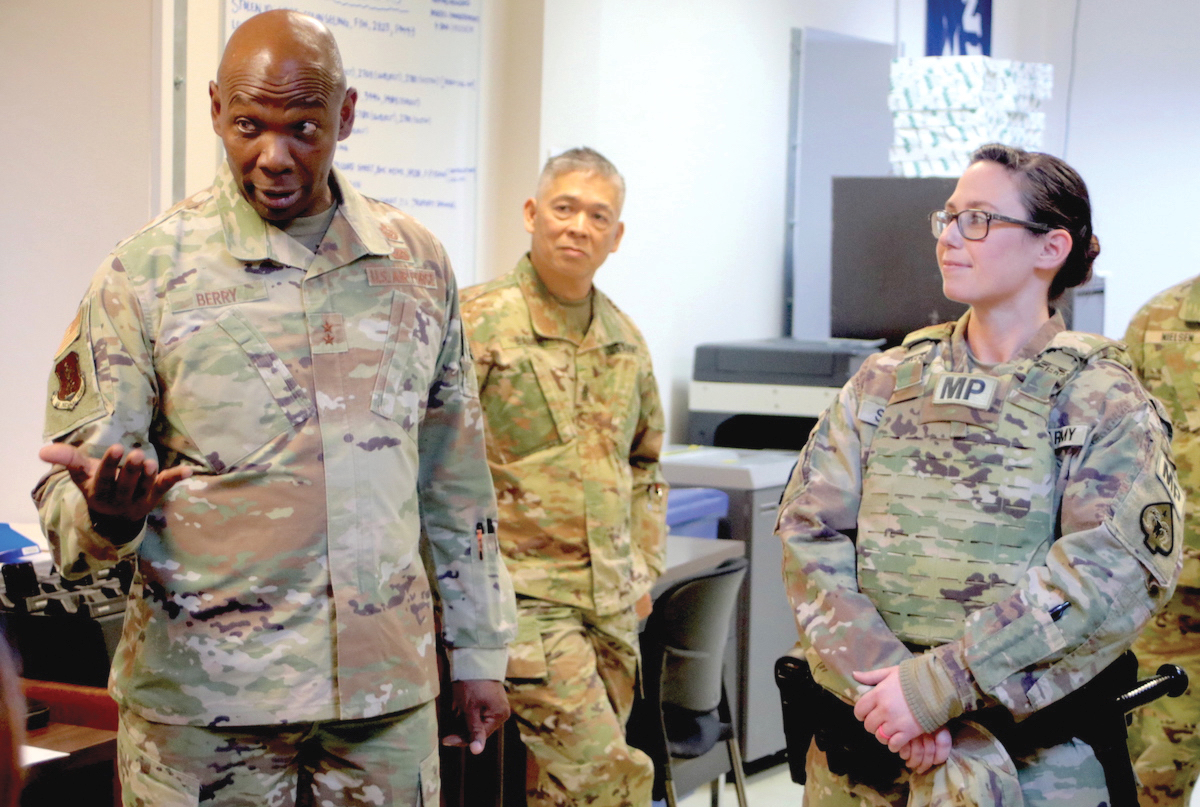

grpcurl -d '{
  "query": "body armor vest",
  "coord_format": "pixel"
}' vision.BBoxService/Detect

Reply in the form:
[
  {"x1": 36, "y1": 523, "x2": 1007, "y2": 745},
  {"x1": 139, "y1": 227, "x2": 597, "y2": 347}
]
[{"x1": 856, "y1": 325, "x2": 1119, "y2": 646}]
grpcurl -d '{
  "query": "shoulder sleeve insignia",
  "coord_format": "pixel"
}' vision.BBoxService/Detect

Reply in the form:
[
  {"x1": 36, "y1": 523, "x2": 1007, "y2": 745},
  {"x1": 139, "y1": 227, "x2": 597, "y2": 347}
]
[
  {"x1": 52, "y1": 351, "x2": 86, "y2": 410},
  {"x1": 1141, "y1": 503, "x2": 1175, "y2": 556}
]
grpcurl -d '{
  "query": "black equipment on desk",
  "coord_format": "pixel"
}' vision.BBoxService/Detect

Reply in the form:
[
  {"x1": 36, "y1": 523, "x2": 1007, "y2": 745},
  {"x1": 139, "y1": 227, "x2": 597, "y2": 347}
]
[
  {"x1": 0, "y1": 560, "x2": 131, "y2": 687},
  {"x1": 687, "y1": 337, "x2": 883, "y2": 451}
]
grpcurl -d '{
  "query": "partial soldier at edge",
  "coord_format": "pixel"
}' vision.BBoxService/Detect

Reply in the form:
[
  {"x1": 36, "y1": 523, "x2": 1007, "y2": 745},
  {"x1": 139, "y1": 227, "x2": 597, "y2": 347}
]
[{"x1": 1125, "y1": 278, "x2": 1200, "y2": 807}]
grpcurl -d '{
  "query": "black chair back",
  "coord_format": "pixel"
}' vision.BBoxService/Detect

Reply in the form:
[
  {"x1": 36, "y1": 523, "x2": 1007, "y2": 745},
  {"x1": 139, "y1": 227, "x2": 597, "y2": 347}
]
[
  {"x1": 632, "y1": 556, "x2": 750, "y2": 807},
  {"x1": 650, "y1": 557, "x2": 748, "y2": 715}
]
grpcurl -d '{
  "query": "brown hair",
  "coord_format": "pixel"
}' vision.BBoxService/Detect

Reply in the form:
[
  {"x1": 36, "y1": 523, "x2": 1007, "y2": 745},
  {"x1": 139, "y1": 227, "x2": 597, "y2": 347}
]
[{"x1": 969, "y1": 143, "x2": 1100, "y2": 301}]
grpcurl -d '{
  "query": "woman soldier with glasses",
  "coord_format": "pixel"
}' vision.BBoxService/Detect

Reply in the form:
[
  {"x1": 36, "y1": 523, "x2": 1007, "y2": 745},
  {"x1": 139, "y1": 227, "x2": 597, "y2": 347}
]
[{"x1": 777, "y1": 143, "x2": 1181, "y2": 807}]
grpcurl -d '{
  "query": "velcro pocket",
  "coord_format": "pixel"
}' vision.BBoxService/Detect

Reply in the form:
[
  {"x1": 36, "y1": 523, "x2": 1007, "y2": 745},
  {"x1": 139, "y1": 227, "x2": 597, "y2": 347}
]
[
  {"x1": 158, "y1": 309, "x2": 313, "y2": 472},
  {"x1": 506, "y1": 613, "x2": 549, "y2": 680}
]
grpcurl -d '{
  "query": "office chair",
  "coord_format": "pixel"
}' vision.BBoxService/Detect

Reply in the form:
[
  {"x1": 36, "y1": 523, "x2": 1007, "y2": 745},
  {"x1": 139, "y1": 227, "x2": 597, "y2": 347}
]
[{"x1": 629, "y1": 557, "x2": 749, "y2": 807}]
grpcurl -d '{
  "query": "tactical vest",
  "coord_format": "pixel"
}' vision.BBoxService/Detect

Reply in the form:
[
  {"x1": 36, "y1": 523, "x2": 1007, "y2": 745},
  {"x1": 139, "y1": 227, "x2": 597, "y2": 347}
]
[{"x1": 856, "y1": 324, "x2": 1123, "y2": 646}]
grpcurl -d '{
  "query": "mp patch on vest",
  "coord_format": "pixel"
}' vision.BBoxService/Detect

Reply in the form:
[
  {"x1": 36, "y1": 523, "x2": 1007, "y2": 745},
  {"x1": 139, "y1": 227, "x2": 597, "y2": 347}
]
[{"x1": 932, "y1": 373, "x2": 998, "y2": 410}]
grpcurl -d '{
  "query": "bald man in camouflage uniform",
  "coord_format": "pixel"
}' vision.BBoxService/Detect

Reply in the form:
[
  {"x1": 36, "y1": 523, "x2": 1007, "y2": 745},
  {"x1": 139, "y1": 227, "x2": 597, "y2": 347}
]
[
  {"x1": 1125, "y1": 280, "x2": 1200, "y2": 807},
  {"x1": 34, "y1": 11, "x2": 515, "y2": 806},
  {"x1": 461, "y1": 148, "x2": 667, "y2": 806},
  {"x1": 779, "y1": 311, "x2": 1180, "y2": 807}
]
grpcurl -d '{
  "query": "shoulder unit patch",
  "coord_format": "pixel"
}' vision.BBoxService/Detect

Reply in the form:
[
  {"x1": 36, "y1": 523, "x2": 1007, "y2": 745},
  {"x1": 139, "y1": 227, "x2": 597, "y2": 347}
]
[
  {"x1": 1141, "y1": 503, "x2": 1175, "y2": 556},
  {"x1": 52, "y1": 351, "x2": 86, "y2": 410}
]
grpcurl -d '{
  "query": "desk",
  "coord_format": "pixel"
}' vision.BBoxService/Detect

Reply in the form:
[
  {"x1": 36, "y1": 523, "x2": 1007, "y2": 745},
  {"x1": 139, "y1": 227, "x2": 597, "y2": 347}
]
[
  {"x1": 25, "y1": 723, "x2": 116, "y2": 771},
  {"x1": 655, "y1": 535, "x2": 746, "y2": 594},
  {"x1": 20, "y1": 680, "x2": 118, "y2": 807},
  {"x1": 22, "y1": 724, "x2": 118, "y2": 807}
]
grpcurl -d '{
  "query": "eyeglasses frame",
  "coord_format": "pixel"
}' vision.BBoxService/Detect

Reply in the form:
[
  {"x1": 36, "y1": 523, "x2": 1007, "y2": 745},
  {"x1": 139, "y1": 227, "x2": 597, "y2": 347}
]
[{"x1": 930, "y1": 209, "x2": 1055, "y2": 241}]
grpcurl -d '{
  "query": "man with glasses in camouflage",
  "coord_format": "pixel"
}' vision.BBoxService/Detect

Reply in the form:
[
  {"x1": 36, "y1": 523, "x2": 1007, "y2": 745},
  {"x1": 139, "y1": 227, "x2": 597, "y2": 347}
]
[{"x1": 462, "y1": 148, "x2": 667, "y2": 807}]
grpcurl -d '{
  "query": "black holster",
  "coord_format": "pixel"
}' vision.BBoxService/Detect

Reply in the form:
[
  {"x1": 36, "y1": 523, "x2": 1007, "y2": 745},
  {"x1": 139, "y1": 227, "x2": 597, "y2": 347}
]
[{"x1": 774, "y1": 655, "x2": 906, "y2": 789}]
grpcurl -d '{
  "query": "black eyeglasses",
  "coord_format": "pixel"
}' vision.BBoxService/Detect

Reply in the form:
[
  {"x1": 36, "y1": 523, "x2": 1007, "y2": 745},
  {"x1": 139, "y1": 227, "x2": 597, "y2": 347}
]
[{"x1": 930, "y1": 209, "x2": 1053, "y2": 241}]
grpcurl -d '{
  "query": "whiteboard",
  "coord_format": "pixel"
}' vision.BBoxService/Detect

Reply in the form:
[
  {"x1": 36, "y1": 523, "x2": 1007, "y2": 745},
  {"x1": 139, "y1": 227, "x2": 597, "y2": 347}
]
[{"x1": 224, "y1": 0, "x2": 480, "y2": 278}]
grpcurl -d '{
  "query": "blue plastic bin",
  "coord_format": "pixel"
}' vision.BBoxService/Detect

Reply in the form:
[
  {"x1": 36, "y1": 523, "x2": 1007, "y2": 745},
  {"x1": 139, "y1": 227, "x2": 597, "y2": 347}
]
[{"x1": 665, "y1": 488, "x2": 729, "y2": 539}]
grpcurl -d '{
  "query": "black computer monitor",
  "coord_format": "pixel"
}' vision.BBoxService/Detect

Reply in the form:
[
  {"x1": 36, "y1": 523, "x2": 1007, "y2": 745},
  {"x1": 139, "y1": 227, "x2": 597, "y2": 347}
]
[{"x1": 830, "y1": 176, "x2": 964, "y2": 348}]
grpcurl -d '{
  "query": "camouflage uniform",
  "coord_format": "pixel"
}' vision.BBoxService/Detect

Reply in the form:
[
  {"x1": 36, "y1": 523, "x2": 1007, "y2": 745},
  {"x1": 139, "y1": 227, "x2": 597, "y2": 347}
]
[
  {"x1": 1125, "y1": 278, "x2": 1200, "y2": 807},
  {"x1": 33, "y1": 163, "x2": 516, "y2": 804},
  {"x1": 778, "y1": 312, "x2": 1181, "y2": 807},
  {"x1": 461, "y1": 256, "x2": 667, "y2": 807}
]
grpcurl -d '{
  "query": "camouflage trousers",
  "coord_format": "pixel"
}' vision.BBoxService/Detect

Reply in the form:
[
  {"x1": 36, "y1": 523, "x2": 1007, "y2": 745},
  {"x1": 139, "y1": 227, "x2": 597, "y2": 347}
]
[
  {"x1": 506, "y1": 598, "x2": 654, "y2": 807},
  {"x1": 116, "y1": 701, "x2": 439, "y2": 807},
  {"x1": 1128, "y1": 586, "x2": 1200, "y2": 807},
  {"x1": 803, "y1": 723, "x2": 1108, "y2": 807}
]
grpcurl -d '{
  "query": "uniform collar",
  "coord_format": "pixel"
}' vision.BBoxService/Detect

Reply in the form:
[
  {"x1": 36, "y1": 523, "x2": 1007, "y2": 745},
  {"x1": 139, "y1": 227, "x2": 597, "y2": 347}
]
[
  {"x1": 949, "y1": 309, "x2": 1066, "y2": 367},
  {"x1": 214, "y1": 162, "x2": 392, "y2": 275},
  {"x1": 1181, "y1": 280, "x2": 1200, "y2": 323},
  {"x1": 515, "y1": 254, "x2": 628, "y2": 350}
]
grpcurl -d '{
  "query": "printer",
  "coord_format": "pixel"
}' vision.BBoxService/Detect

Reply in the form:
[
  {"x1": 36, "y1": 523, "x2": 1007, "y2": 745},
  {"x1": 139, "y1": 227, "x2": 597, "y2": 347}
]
[{"x1": 687, "y1": 337, "x2": 883, "y2": 450}]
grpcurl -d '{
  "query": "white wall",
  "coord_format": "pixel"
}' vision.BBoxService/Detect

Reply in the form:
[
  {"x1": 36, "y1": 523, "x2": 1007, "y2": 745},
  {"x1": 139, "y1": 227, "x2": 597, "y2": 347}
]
[
  {"x1": 943, "y1": 1, "x2": 1200, "y2": 339},
  {"x1": 1, "y1": 0, "x2": 157, "y2": 524},
  {"x1": 537, "y1": 0, "x2": 911, "y2": 438},
  {"x1": 475, "y1": 0, "x2": 544, "y2": 284},
  {"x1": 534, "y1": 0, "x2": 1200, "y2": 440},
  {"x1": 1064, "y1": 2, "x2": 1200, "y2": 337}
]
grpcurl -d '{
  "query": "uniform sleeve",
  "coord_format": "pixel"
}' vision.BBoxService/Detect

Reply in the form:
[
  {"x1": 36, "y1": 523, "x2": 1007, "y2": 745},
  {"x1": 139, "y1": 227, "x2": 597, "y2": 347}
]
[
  {"x1": 32, "y1": 259, "x2": 157, "y2": 579},
  {"x1": 418, "y1": 260, "x2": 517, "y2": 681},
  {"x1": 1123, "y1": 302, "x2": 1150, "y2": 380},
  {"x1": 899, "y1": 360, "x2": 1182, "y2": 726},
  {"x1": 629, "y1": 357, "x2": 668, "y2": 596},
  {"x1": 776, "y1": 353, "x2": 915, "y2": 700}
]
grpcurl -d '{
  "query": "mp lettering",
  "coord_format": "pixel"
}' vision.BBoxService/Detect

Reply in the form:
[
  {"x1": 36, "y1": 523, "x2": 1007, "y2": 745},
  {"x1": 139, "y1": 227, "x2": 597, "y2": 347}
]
[
  {"x1": 1157, "y1": 453, "x2": 1186, "y2": 516},
  {"x1": 932, "y1": 373, "x2": 998, "y2": 410}
]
